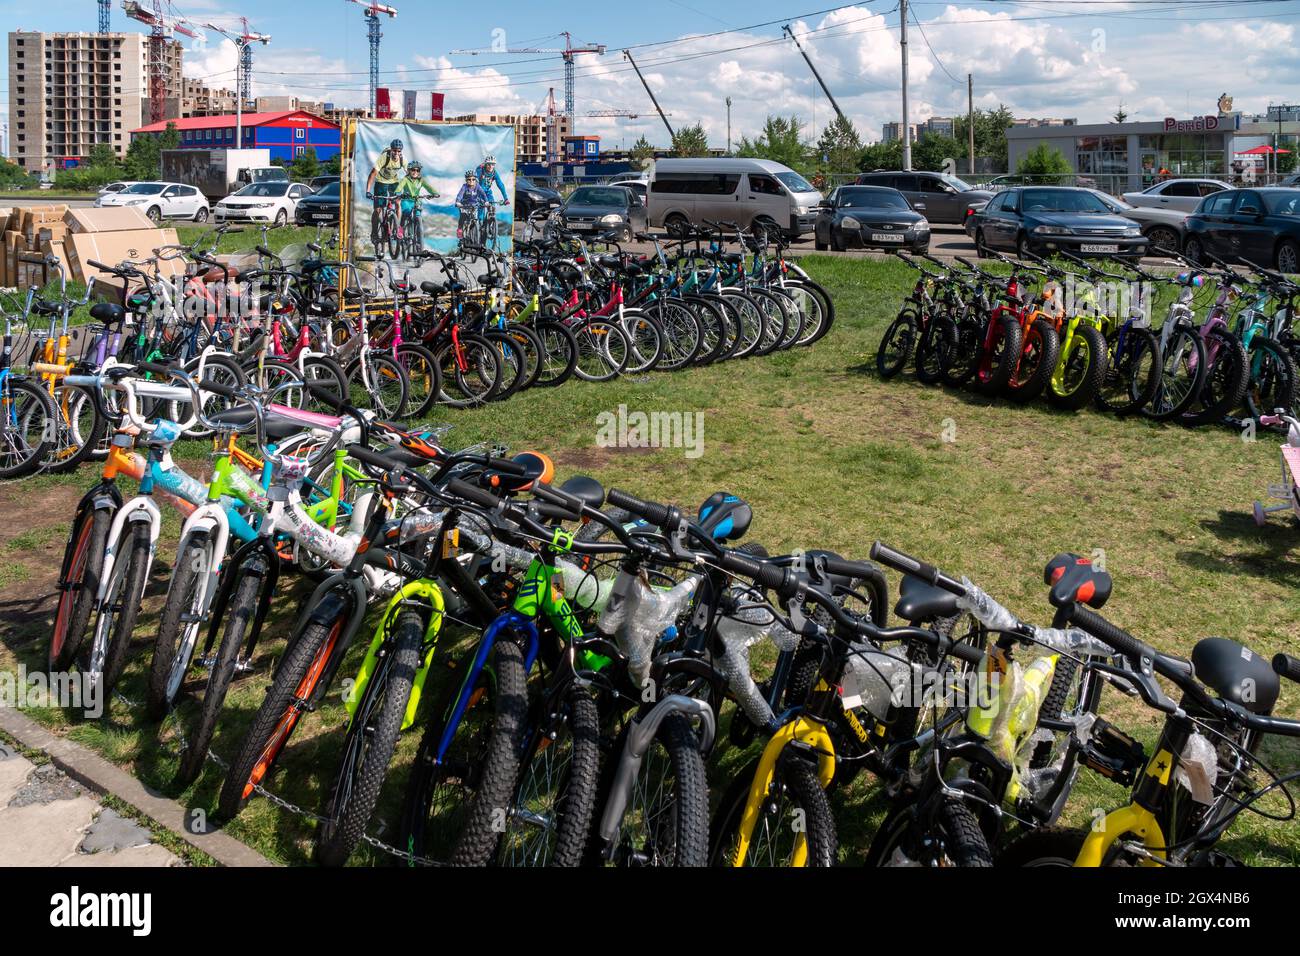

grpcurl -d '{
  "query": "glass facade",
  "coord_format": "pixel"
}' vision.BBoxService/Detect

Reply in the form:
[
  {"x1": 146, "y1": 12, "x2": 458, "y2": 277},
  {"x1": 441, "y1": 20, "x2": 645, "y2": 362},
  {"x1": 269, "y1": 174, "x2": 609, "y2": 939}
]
[
  {"x1": 1136, "y1": 132, "x2": 1227, "y2": 177},
  {"x1": 1075, "y1": 135, "x2": 1129, "y2": 177}
]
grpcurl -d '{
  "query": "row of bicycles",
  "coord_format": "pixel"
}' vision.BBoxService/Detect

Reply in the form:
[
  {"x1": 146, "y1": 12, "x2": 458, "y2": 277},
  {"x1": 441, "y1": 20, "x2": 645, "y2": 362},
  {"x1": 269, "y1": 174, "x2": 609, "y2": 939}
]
[
  {"x1": 0, "y1": 218, "x2": 835, "y2": 482},
  {"x1": 42, "y1": 360, "x2": 1300, "y2": 867},
  {"x1": 876, "y1": 246, "x2": 1299, "y2": 426}
]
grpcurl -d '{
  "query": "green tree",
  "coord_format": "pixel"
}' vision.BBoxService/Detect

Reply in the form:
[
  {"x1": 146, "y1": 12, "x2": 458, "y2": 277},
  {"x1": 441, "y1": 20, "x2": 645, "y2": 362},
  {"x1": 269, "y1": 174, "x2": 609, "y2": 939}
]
[
  {"x1": 0, "y1": 159, "x2": 37, "y2": 187},
  {"x1": 859, "y1": 139, "x2": 903, "y2": 171},
  {"x1": 629, "y1": 134, "x2": 656, "y2": 170},
  {"x1": 87, "y1": 144, "x2": 120, "y2": 169},
  {"x1": 952, "y1": 105, "x2": 1014, "y2": 167},
  {"x1": 322, "y1": 153, "x2": 342, "y2": 175},
  {"x1": 123, "y1": 134, "x2": 161, "y2": 181},
  {"x1": 158, "y1": 121, "x2": 181, "y2": 153},
  {"x1": 814, "y1": 113, "x2": 862, "y2": 174},
  {"x1": 1276, "y1": 147, "x2": 1297, "y2": 175},
  {"x1": 671, "y1": 123, "x2": 709, "y2": 157},
  {"x1": 912, "y1": 134, "x2": 963, "y2": 172},
  {"x1": 1113, "y1": 104, "x2": 1129, "y2": 123},
  {"x1": 1015, "y1": 143, "x2": 1073, "y2": 184},
  {"x1": 737, "y1": 115, "x2": 809, "y2": 172},
  {"x1": 290, "y1": 146, "x2": 320, "y2": 181}
]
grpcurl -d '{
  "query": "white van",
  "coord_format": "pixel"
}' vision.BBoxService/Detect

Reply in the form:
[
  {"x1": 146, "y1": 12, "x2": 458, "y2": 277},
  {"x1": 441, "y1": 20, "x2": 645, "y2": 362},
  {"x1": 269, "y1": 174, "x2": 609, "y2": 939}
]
[{"x1": 647, "y1": 158, "x2": 823, "y2": 239}]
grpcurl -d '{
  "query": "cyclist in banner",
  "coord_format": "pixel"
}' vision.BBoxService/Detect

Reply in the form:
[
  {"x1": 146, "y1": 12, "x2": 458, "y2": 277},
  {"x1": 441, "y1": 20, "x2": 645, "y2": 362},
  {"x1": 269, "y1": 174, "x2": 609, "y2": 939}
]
[
  {"x1": 396, "y1": 161, "x2": 439, "y2": 256},
  {"x1": 455, "y1": 170, "x2": 489, "y2": 243},
  {"x1": 364, "y1": 138, "x2": 406, "y2": 251},
  {"x1": 473, "y1": 154, "x2": 510, "y2": 251}
]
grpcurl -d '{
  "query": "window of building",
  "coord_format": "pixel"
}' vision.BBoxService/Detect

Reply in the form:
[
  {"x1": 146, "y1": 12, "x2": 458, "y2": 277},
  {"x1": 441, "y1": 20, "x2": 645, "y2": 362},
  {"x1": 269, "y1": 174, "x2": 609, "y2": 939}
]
[
  {"x1": 295, "y1": 127, "x2": 305, "y2": 139},
  {"x1": 1136, "y1": 132, "x2": 1226, "y2": 177}
]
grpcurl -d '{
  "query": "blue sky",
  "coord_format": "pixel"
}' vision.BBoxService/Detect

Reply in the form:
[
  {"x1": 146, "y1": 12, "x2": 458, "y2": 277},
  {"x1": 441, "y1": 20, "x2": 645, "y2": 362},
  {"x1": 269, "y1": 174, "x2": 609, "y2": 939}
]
[{"x1": 6, "y1": 1, "x2": 1300, "y2": 148}]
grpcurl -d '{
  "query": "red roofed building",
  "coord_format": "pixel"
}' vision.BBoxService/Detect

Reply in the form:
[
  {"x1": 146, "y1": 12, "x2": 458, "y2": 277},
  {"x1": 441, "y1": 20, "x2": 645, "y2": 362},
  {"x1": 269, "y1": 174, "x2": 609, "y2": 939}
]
[{"x1": 130, "y1": 109, "x2": 341, "y2": 162}]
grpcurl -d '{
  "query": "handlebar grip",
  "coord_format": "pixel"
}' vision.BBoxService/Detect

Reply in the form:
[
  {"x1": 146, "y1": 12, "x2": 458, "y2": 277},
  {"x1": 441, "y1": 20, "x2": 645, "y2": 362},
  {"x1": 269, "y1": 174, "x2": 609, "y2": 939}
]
[
  {"x1": 256, "y1": 245, "x2": 276, "y2": 259},
  {"x1": 531, "y1": 481, "x2": 582, "y2": 512},
  {"x1": 607, "y1": 487, "x2": 671, "y2": 527},
  {"x1": 717, "y1": 549, "x2": 792, "y2": 596},
  {"x1": 86, "y1": 259, "x2": 110, "y2": 271},
  {"x1": 198, "y1": 379, "x2": 240, "y2": 400},
  {"x1": 948, "y1": 641, "x2": 986, "y2": 666},
  {"x1": 346, "y1": 443, "x2": 398, "y2": 474},
  {"x1": 869, "y1": 541, "x2": 966, "y2": 596},
  {"x1": 445, "y1": 477, "x2": 505, "y2": 510},
  {"x1": 1067, "y1": 605, "x2": 1149, "y2": 662},
  {"x1": 484, "y1": 457, "x2": 527, "y2": 477},
  {"x1": 819, "y1": 555, "x2": 881, "y2": 583},
  {"x1": 136, "y1": 361, "x2": 177, "y2": 377},
  {"x1": 1273, "y1": 653, "x2": 1300, "y2": 684}
]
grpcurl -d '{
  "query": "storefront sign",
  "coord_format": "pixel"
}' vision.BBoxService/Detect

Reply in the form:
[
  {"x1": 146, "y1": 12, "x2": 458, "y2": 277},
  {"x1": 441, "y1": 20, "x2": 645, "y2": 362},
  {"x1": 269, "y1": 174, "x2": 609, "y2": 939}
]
[{"x1": 1162, "y1": 115, "x2": 1221, "y2": 133}]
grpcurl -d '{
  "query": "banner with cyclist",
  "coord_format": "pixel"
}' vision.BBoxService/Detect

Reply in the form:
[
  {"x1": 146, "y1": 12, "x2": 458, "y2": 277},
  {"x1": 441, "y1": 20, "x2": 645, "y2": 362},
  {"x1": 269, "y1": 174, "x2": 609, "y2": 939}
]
[{"x1": 347, "y1": 120, "x2": 515, "y2": 281}]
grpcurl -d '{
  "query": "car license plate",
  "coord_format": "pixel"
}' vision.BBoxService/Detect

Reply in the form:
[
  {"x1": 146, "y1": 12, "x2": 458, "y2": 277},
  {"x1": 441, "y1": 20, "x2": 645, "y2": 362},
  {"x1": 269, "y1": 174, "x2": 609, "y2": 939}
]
[
  {"x1": 1080, "y1": 243, "x2": 1119, "y2": 253},
  {"x1": 871, "y1": 233, "x2": 905, "y2": 243},
  {"x1": 570, "y1": 222, "x2": 592, "y2": 230},
  {"x1": 312, "y1": 212, "x2": 333, "y2": 220}
]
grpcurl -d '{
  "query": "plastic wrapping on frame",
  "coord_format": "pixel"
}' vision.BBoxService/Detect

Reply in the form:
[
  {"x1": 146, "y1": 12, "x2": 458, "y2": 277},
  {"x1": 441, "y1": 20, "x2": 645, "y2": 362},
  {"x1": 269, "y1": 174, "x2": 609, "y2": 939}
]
[
  {"x1": 711, "y1": 596, "x2": 800, "y2": 729},
  {"x1": 597, "y1": 571, "x2": 700, "y2": 688},
  {"x1": 1175, "y1": 732, "x2": 1219, "y2": 804}
]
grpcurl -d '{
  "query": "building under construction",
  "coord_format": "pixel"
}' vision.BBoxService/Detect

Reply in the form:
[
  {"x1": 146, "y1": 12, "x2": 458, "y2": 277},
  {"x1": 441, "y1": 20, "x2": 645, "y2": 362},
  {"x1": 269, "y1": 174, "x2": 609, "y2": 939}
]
[{"x1": 7, "y1": 29, "x2": 181, "y2": 173}]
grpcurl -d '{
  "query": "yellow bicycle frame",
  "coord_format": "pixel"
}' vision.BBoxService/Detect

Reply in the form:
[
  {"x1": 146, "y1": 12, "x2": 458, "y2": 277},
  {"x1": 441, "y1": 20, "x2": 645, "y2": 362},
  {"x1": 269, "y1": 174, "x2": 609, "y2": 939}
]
[
  {"x1": 344, "y1": 578, "x2": 445, "y2": 732},
  {"x1": 1074, "y1": 748, "x2": 1172, "y2": 867}
]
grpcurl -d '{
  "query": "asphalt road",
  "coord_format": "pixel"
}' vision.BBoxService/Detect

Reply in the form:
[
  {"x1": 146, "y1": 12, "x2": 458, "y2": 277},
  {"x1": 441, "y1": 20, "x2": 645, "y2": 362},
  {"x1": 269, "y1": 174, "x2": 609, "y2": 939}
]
[{"x1": 0, "y1": 194, "x2": 96, "y2": 208}]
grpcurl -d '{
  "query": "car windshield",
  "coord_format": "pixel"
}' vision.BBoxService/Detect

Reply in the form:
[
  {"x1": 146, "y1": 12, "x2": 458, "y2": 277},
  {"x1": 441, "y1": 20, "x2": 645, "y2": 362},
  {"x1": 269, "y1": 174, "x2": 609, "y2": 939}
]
[
  {"x1": 123, "y1": 183, "x2": 164, "y2": 195},
  {"x1": 313, "y1": 182, "x2": 340, "y2": 198},
  {"x1": 569, "y1": 187, "x2": 626, "y2": 206},
  {"x1": 235, "y1": 182, "x2": 289, "y2": 197},
  {"x1": 1020, "y1": 189, "x2": 1111, "y2": 213},
  {"x1": 839, "y1": 189, "x2": 909, "y2": 210},
  {"x1": 1092, "y1": 191, "x2": 1130, "y2": 211},
  {"x1": 775, "y1": 171, "x2": 817, "y2": 193},
  {"x1": 940, "y1": 174, "x2": 973, "y2": 192},
  {"x1": 1265, "y1": 193, "x2": 1300, "y2": 216}
]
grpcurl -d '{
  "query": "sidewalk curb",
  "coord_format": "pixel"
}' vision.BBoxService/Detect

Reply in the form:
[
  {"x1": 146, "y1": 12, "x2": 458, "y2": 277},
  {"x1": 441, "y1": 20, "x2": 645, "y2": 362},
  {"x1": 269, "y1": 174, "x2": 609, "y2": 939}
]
[{"x1": 0, "y1": 708, "x2": 275, "y2": 868}]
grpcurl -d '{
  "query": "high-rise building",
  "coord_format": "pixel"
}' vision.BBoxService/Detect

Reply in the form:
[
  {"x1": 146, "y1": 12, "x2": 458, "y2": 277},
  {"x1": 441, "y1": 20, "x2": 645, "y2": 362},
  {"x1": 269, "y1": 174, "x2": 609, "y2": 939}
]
[
  {"x1": 181, "y1": 77, "x2": 238, "y2": 117},
  {"x1": 7, "y1": 30, "x2": 181, "y2": 173},
  {"x1": 881, "y1": 121, "x2": 918, "y2": 145},
  {"x1": 446, "y1": 111, "x2": 573, "y2": 164}
]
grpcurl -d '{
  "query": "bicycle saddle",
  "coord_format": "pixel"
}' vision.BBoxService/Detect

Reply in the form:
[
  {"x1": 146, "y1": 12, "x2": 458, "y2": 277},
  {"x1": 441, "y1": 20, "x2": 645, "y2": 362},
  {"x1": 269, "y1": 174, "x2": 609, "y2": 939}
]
[
  {"x1": 208, "y1": 406, "x2": 324, "y2": 441},
  {"x1": 696, "y1": 492, "x2": 751, "y2": 542},
  {"x1": 1043, "y1": 553, "x2": 1112, "y2": 609},
  {"x1": 894, "y1": 574, "x2": 959, "y2": 623},
  {"x1": 1191, "y1": 637, "x2": 1278, "y2": 715},
  {"x1": 199, "y1": 264, "x2": 237, "y2": 283},
  {"x1": 420, "y1": 280, "x2": 445, "y2": 296},
  {"x1": 559, "y1": 474, "x2": 605, "y2": 509},
  {"x1": 89, "y1": 302, "x2": 126, "y2": 326},
  {"x1": 485, "y1": 450, "x2": 553, "y2": 493},
  {"x1": 31, "y1": 300, "x2": 61, "y2": 317},
  {"x1": 305, "y1": 300, "x2": 338, "y2": 318}
]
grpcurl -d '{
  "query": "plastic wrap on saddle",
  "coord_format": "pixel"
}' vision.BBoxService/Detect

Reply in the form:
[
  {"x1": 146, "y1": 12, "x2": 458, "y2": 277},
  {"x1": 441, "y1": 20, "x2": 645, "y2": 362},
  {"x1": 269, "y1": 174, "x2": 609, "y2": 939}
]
[{"x1": 596, "y1": 571, "x2": 699, "y2": 688}]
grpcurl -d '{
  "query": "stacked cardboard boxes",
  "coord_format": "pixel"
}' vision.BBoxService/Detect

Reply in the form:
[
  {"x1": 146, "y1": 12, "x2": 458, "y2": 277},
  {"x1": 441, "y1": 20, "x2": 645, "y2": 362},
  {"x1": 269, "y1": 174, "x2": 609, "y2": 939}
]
[{"x1": 1, "y1": 204, "x2": 182, "y2": 290}]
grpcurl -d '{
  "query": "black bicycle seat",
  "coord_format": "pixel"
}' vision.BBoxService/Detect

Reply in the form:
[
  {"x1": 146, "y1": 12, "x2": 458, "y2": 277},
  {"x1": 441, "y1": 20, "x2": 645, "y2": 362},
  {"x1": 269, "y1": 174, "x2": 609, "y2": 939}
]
[
  {"x1": 696, "y1": 492, "x2": 751, "y2": 542},
  {"x1": 559, "y1": 474, "x2": 605, "y2": 509},
  {"x1": 1192, "y1": 637, "x2": 1279, "y2": 715},
  {"x1": 894, "y1": 574, "x2": 959, "y2": 623},
  {"x1": 1044, "y1": 553, "x2": 1111, "y2": 609},
  {"x1": 420, "y1": 280, "x2": 445, "y2": 296},
  {"x1": 90, "y1": 302, "x2": 126, "y2": 325}
]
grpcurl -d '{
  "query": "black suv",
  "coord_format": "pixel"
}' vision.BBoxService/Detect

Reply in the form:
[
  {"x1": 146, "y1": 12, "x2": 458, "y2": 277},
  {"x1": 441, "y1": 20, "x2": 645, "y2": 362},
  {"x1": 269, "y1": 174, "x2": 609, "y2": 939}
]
[{"x1": 854, "y1": 171, "x2": 993, "y2": 224}]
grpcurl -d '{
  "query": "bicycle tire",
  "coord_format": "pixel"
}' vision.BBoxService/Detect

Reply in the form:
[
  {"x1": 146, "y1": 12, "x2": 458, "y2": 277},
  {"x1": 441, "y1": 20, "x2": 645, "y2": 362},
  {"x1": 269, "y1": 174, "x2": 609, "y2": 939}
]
[
  {"x1": 87, "y1": 521, "x2": 151, "y2": 706},
  {"x1": 709, "y1": 755, "x2": 835, "y2": 867},
  {"x1": 394, "y1": 342, "x2": 443, "y2": 419},
  {"x1": 146, "y1": 528, "x2": 211, "y2": 721},
  {"x1": 647, "y1": 301, "x2": 703, "y2": 371},
  {"x1": 1097, "y1": 326, "x2": 1162, "y2": 417},
  {"x1": 1143, "y1": 327, "x2": 1206, "y2": 421},
  {"x1": 1007, "y1": 318, "x2": 1060, "y2": 403},
  {"x1": 1244, "y1": 335, "x2": 1298, "y2": 422},
  {"x1": 1181, "y1": 327, "x2": 1248, "y2": 426},
  {"x1": 878, "y1": 311, "x2": 919, "y2": 379},
  {"x1": 1048, "y1": 324, "x2": 1108, "y2": 411},
  {"x1": 974, "y1": 314, "x2": 1023, "y2": 395},
  {"x1": 0, "y1": 377, "x2": 57, "y2": 479},
  {"x1": 532, "y1": 319, "x2": 579, "y2": 388},
  {"x1": 621, "y1": 309, "x2": 665, "y2": 374},
  {"x1": 51, "y1": 506, "x2": 110, "y2": 671},
  {"x1": 572, "y1": 319, "x2": 632, "y2": 382},
  {"x1": 46, "y1": 383, "x2": 107, "y2": 474},
  {"x1": 866, "y1": 797, "x2": 992, "y2": 867}
]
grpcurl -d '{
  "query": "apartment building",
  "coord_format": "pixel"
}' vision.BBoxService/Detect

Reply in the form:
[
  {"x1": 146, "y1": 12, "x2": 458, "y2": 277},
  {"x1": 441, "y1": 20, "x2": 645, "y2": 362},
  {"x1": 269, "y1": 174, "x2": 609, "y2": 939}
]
[
  {"x1": 7, "y1": 30, "x2": 181, "y2": 173},
  {"x1": 446, "y1": 110, "x2": 573, "y2": 164},
  {"x1": 182, "y1": 76, "x2": 238, "y2": 117}
]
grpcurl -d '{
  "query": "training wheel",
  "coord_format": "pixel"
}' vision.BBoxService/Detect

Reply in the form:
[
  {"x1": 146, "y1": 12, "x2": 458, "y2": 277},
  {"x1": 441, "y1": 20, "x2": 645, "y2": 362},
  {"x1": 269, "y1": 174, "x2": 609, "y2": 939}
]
[{"x1": 1252, "y1": 501, "x2": 1268, "y2": 527}]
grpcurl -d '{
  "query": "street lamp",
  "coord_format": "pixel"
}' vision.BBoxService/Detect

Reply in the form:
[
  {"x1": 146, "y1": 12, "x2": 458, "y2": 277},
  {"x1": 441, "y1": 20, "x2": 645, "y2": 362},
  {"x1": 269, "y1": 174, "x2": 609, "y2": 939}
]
[{"x1": 204, "y1": 22, "x2": 271, "y2": 149}]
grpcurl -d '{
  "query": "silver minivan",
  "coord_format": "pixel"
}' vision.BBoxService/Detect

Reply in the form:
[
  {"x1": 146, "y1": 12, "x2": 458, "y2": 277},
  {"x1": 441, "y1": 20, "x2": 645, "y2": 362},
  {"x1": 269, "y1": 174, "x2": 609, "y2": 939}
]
[{"x1": 647, "y1": 158, "x2": 822, "y2": 238}]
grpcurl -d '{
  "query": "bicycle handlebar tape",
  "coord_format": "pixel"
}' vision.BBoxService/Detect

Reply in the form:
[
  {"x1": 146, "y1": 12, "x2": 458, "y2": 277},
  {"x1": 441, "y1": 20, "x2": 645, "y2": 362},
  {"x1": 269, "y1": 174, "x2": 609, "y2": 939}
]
[
  {"x1": 607, "y1": 488, "x2": 672, "y2": 528},
  {"x1": 869, "y1": 541, "x2": 966, "y2": 596},
  {"x1": 445, "y1": 477, "x2": 506, "y2": 511},
  {"x1": 1273, "y1": 654, "x2": 1300, "y2": 684}
]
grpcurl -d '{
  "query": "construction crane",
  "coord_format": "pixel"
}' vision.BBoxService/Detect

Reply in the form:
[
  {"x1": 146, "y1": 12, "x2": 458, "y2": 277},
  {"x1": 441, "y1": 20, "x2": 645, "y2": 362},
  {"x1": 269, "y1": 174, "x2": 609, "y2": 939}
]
[
  {"x1": 782, "y1": 24, "x2": 846, "y2": 123},
  {"x1": 98, "y1": 0, "x2": 111, "y2": 33},
  {"x1": 123, "y1": 1, "x2": 199, "y2": 124},
  {"x1": 586, "y1": 109, "x2": 673, "y2": 119},
  {"x1": 622, "y1": 50, "x2": 674, "y2": 140},
  {"x1": 346, "y1": 0, "x2": 397, "y2": 116},
  {"x1": 204, "y1": 19, "x2": 269, "y2": 143},
  {"x1": 451, "y1": 32, "x2": 605, "y2": 127}
]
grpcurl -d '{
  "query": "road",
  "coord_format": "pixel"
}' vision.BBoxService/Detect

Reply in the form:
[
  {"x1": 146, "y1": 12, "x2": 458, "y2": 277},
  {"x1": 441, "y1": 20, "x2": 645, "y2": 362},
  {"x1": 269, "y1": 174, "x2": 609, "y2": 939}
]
[{"x1": 0, "y1": 194, "x2": 96, "y2": 208}]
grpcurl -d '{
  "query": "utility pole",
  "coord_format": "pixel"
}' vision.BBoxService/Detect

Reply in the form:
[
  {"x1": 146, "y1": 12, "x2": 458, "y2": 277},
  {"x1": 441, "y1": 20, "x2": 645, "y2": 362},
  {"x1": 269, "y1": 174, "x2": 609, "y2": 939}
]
[
  {"x1": 967, "y1": 73, "x2": 975, "y2": 175},
  {"x1": 782, "y1": 24, "x2": 846, "y2": 124},
  {"x1": 205, "y1": 21, "x2": 270, "y2": 148},
  {"x1": 624, "y1": 50, "x2": 674, "y2": 141},
  {"x1": 726, "y1": 96, "x2": 732, "y2": 154},
  {"x1": 900, "y1": 0, "x2": 912, "y2": 170}
]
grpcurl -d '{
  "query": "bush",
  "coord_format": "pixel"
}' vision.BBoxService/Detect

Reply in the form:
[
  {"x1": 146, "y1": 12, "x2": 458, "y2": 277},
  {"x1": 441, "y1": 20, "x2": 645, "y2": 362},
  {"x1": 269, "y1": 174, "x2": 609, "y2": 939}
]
[{"x1": 1015, "y1": 143, "x2": 1073, "y2": 185}]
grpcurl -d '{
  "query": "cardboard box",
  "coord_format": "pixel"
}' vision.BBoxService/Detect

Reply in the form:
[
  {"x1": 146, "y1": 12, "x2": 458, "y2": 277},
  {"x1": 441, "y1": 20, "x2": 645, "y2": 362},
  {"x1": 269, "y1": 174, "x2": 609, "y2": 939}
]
[
  {"x1": 66, "y1": 228, "x2": 182, "y2": 287},
  {"x1": 17, "y1": 251, "x2": 48, "y2": 289},
  {"x1": 37, "y1": 222, "x2": 67, "y2": 246},
  {"x1": 63, "y1": 206, "x2": 156, "y2": 235},
  {"x1": 40, "y1": 238, "x2": 68, "y2": 281}
]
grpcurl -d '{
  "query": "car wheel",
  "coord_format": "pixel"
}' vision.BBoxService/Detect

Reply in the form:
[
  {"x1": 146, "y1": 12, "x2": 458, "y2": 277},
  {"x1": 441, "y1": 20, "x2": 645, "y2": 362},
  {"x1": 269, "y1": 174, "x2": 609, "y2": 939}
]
[
  {"x1": 193, "y1": 206, "x2": 209, "y2": 223},
  {"x1": 1016, "y1": 234, "x2": 1034, "y2": 260},
  {"x1": 1146, "y1": 226, "x2": 1178, "y2": 255},
  {"x1": 975, "y1": 229, "x2": 990, "y2": 259},
  {"x1": 665, "y1": 213, "x2": 690, "y2": 239},
  {"x1": 274, "y1": 209, "x2": 288, "y2": 227},
  {"x1": 814, "y1": 233, "x2": 828, "y2": 251},
  {"x1": 1277, "y1": 240, "x2": 1299, "y2": 274},
  {"x1": 1184, "y1": 236, "x2": 1205, "y2": 265},
  {"x1": 146, "y1": 206, "x2": 162, "y2": 222},
  {"x1": 830, "y1": 228, "x2": 846, "y2": 252}
]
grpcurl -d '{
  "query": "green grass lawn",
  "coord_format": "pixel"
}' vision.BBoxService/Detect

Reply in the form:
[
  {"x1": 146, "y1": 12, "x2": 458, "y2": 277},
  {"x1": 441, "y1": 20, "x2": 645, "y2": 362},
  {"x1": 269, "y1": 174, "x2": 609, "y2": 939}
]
[{"x1": 0, "y1": 252, "x2": 1297, "y2": 866}]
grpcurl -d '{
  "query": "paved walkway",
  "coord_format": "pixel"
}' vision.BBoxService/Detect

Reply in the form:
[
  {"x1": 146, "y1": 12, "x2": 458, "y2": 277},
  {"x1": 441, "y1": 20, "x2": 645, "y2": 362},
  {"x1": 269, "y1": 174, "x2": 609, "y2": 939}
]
[{"x1": 0, "y1": 741, "x2": 178, "y2": 867}]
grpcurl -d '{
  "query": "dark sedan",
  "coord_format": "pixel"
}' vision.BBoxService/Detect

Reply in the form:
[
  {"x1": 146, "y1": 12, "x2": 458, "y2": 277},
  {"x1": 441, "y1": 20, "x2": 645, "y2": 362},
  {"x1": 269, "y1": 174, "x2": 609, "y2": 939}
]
[
  {"x1": 966, "y1": 186, "x2": 1147, "y2": 260},
  {"x1": 294, "y1": 180, "x2": 340, "y2": 226},
  {"x1": 1183, "y1": 187, "x2": 1300, "y2": 272},
  {"x1": 814, "y1": 186, "x2": 930, "y2": 252},
  {"x1": 558, "y1": 185, "x2": 647, "y2": 241},
  {"x1": 516, "y1": 176, "x2": 563, "y2": 219}
]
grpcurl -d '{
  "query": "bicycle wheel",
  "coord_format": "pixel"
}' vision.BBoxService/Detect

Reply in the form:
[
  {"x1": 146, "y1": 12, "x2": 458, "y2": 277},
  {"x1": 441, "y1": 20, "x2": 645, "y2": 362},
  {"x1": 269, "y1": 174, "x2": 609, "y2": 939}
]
[
  {"x1": 216, "y1": 614, "x2": 344, "y2": 822},
  {"x1": 572, "y1": 319, "x2": 632, "y2": 382},
  {"x1": 722, "y1": 292, "x2": 766, "y2": 359},
  {"x1": 532, "y1": 319, "x2": 578, "y2": 387},
  {"x1": 1244, "y1": 335, "x2": 1298, "y2": 422},
  {"x1": 177, "y1": 354, "x2": 246, "y2": 438},
  {"x1": 771, "y1": 288, "x2": 807, "y2": 350},
  {"x1": 877, "y1": 311, "x2": 918, "y2": 379},
  {"x1": 792, "y1": 278, "x2": 835, "y2": 345},
  {"x1": 1048, "y1": 324, "x2": 1108, "y2": 411},
  {"x1": 347, "y1": 352, "x2": 409, "y2": 419},
  {"x1": 316, "y1": 609, "x2": 425, "y2": 867},
  {"x1": 709, "y1": 755, "x2": 835, "y2": 867},
  {"x1": 647, "y1": 301, "x2": 702, "y2": 371},
  {"x1": 939, "y1": 315, "x2": 984, "y2": 388},
  {"x1": 482, "y1": 329, "x2": 528, "y2": 402},
  {"x1": 621, "y1": 310, "x2": 664, "y2": 374},
  {"x1": 974, "y1": 315, "x2": 1023, "y2": 396},
  {"x1": 435, "y1": 335, "x2": 502, "y2": 407},
  {"x1": 0, "y1": 378, "x2": 57, "y2": 479},
  {"x1": 301, "y1": 356, "x2": 349, "y2": 415},
  {"x1": 146, "y1": 528, "x2": 212, "y2": 720},
  {"x1": 780, "y1": 282, "x2": 821, "y2": 347},
  {"x1": 1097, "y1": 327, "x2": 1162, "y2": 417},
  {"x1": 174, "y1": 570, "x2": 262, "y2": 788},
  {"x1": 866, "y1": 798, "x2": 991, "y2": 867},
  {"x1": 1143, "y1": 327, "x2": 1206, "y2": 422},
  {"x1": 497, "y1": 683, "x2": 601, "y2": 867},
  {"x1": 683, "y1": 296, "x2": 728, "y2": 366},
  {"x1": 47, "y1": 382, "x2": 106, "y2": 474},
  {"x1": 394, "y1": 343, "x2": 443, "y2": 419},
  {"x1": 1181, "y1": 328, "x2": 1249, "y2": 427},
  {"x1": 505, "y1": 323, "x2": 545, "y2": 390},
  {"x1": 748, "y1": 288, "x2": 790, "y2": 357},
  {"x1": 85, "y1": 521, "x2": 151, "y2": 707},
  {"x1": 1007, "y1": 319, "x2": 1060, "y2": 403},
  {"x1": 51, "y1": 506, "x2": 110, "y2": 671}
]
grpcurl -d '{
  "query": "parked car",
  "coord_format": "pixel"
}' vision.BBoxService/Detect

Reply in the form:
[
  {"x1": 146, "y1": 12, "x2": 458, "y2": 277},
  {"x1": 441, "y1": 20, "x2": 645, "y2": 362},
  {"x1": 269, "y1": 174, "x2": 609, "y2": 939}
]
[
  {"x1": 854, "y1": 170, "x2": 992, "y2": 225},
  {"x1": 97, "y1": 181, "x2": 134, "y2": 196},
  {"x1": 984, "y1": 173, "x2": 1098, "y2": 191},
  {"x1": 309, "y1": 175, "x2": 339, "y2": 192},
  {"x1": 607, "y1": 171, "x2": 649, "y2": 185},
  {"x1": 648, "y1": 157, "x2": 821, "y2": 239},
  {"x1": 966, "y1": 185, "x2": 1147, "y2": 260},
  {"x1": 515, "y1": 176, "x2": 563, "y2": 219},
  {"x1": 623, "y1": 180, "x2": 647, "y2": 205},
  {"x1": 1122, "y1": 178, "x2": 1231, "y2": 214},
  {"x1": 94, "y1": 181, "x2": 210, "y2": 222},
  {"x1": 294, "y1": 180, "x2": 340, "y2": 226},
  {"x1": 558, "y1": 185, "x2": 648, "y2": 241},
  {"x1": 1183, "y1": 187, "x2": 1300, "y2": 272},
  {"x1": 814, "y1": 185, "x2": 929, "y2": 252},
  {"x1": 1277, "y1": 173, "x2": 1300, "y2": 188},
  {"x1": 1091, "y1": 190, "x2": 1188, "y2": 256},
  {"x1": 214, "y1": 180, "x2": 313, "y2": 225}
]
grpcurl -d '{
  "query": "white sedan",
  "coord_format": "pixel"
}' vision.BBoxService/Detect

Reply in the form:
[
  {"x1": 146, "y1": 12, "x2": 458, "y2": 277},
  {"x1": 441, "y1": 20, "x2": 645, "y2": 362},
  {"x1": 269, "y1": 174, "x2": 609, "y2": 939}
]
[
  {"x1": 95, "y1": 181, "x2": 210, "y2": 221},
  {"x1": 1121, "y1": 178, "x2": 1232, "y2": 214},
  {"x1": 214, "y1": 181, "x2": 313, "y2": 225}
]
